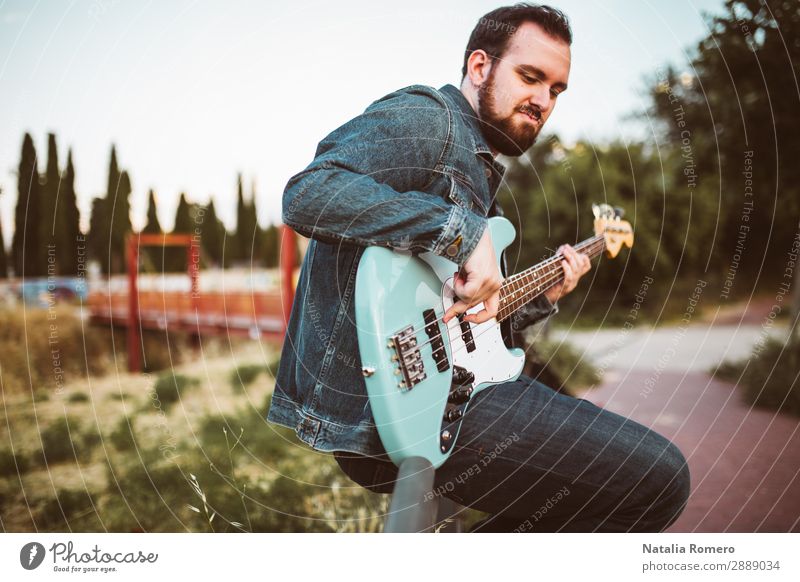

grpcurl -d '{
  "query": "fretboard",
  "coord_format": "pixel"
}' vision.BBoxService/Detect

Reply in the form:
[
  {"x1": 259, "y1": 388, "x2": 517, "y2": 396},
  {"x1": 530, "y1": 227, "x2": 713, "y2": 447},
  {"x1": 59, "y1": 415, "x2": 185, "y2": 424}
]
[{"x1": 496, "y1": 234, "x2": 606, "y2": 322}]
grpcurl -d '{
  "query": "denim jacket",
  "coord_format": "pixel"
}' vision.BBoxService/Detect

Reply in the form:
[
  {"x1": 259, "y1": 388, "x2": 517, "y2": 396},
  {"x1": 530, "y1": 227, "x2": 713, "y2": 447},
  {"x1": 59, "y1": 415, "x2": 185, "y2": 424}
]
[{"x1": 266, "y1": 83, "x2": 558, "y2": 456}]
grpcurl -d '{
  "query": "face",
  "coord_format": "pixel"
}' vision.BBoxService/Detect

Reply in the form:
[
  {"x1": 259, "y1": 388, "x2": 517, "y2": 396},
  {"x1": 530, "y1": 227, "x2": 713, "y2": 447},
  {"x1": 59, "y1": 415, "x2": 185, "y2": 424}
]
[{"x1": 474, "y1": 22, "x2": 571, "y2": 156}]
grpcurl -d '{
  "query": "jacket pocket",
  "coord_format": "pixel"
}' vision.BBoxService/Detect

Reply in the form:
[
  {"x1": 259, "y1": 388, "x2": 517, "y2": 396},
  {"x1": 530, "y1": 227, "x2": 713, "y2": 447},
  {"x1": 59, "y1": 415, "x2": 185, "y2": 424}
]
[{"x1": 448, "y1": 171, "x2": 488, "y2": 216}]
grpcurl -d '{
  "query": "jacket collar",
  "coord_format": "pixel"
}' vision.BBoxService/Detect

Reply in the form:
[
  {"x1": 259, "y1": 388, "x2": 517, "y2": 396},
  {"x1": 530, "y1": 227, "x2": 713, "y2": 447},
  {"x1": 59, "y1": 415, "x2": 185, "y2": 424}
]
[{"x1": 439, "y1": 84, "x2": 496, "y2": 158}]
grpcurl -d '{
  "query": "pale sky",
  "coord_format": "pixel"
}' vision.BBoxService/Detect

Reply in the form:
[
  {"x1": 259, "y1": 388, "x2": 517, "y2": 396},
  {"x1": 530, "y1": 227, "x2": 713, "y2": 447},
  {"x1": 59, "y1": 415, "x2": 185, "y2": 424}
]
[{"x1": 0, "y1": 0, "x2": 724, "y2": 246}]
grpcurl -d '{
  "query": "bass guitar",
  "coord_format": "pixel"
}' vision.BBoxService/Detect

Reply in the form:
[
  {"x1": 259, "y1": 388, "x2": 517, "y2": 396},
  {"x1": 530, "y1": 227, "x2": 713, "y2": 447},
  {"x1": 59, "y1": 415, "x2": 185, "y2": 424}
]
[{"x1": 355, "y1": 203, "x2": 633, "y2": 468}]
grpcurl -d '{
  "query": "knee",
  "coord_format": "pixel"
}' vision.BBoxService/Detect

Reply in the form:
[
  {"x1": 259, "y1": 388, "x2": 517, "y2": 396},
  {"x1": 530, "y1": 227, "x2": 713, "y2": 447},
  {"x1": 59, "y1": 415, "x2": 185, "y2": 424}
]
[{"x1": 649, "y1": 441, "x2": 691, "y2": 529}]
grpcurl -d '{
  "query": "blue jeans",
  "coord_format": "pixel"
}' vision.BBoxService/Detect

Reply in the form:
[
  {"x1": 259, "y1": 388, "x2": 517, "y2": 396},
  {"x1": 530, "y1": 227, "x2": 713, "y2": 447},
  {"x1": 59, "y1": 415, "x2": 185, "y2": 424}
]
[{"x1": 335, "y1": 374, "x2": 691, "y2": 532}]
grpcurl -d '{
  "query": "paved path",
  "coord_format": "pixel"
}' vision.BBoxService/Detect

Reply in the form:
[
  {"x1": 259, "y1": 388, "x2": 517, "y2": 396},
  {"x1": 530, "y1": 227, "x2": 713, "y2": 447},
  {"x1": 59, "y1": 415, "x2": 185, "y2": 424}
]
[{"x1": 551, "y1": 322, "x2": 799, "y2": 532}]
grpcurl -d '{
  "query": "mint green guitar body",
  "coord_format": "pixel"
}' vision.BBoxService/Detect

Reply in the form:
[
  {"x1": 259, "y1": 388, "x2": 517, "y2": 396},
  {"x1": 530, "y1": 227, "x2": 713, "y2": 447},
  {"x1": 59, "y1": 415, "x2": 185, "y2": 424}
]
[{"x1": 355, "y1": 216, "x2": 525, "y2": 468}]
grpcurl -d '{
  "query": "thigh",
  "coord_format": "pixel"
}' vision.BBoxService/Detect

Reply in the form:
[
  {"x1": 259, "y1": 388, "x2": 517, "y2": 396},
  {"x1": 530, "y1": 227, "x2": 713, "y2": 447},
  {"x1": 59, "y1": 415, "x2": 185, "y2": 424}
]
[{"x1": 435, "y1": 374, "x2": 685, "y2": 528}]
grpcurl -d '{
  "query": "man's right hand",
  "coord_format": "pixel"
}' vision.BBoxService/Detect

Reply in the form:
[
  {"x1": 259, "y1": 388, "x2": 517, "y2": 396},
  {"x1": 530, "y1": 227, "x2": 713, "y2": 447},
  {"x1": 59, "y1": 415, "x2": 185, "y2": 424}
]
[{"x1": 443, "y1": 226, "x2": 502, "y2": 325}]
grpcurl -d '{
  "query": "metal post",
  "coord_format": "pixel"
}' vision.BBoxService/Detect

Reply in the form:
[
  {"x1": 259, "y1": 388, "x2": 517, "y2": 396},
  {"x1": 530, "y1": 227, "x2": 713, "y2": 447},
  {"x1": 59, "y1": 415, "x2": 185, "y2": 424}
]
[
  {"x1": 280, "y1": 226, "x2": 296, "y2": 332},
  {"x1": 126, "y1": 234, "x2": 140, "y2": 373},
  {"x1": 383, "y1": 457, "x2": 437, "y2": 533}
]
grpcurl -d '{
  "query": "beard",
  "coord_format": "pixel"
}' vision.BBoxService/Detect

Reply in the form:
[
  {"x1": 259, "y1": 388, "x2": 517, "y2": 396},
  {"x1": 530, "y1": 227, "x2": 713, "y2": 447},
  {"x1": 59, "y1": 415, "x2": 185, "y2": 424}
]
[{"x1": 477, "y1": 68, "x2": 542, "y2": 156}]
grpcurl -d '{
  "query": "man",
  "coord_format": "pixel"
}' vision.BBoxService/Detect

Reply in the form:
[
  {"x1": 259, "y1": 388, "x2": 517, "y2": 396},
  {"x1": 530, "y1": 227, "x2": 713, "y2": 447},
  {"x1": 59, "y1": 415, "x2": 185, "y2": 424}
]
[{"x1": 268, "y1": 3, "x2": 690, "y2": 532}]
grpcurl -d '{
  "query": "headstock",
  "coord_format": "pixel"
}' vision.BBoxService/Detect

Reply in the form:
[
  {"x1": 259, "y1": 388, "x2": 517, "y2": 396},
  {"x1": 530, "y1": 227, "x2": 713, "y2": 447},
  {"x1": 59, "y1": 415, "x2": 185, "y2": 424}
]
[{"x1": 592, "y1": 203, "x2": 633, "y2": 258}]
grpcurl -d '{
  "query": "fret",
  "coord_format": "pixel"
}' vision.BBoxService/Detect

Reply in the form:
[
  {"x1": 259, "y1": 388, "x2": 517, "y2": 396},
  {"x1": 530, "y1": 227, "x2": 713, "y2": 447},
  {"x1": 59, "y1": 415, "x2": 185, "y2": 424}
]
[{"x1": 497, "y1": 234, "x2": 606, "y2": 322}]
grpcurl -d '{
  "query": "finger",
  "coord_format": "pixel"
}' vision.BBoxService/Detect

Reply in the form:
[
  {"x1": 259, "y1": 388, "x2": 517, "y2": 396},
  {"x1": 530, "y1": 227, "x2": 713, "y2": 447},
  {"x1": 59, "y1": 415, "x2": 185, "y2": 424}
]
[
  {"x1": 465, "y1": 291, "x2": 500, "y2": 324},
  {"x1": 562, "y1": 259, "x2": 574, "y2": 292},
  {"x1": 444, "y1": 300, "x2": 468, "y2": 323}
]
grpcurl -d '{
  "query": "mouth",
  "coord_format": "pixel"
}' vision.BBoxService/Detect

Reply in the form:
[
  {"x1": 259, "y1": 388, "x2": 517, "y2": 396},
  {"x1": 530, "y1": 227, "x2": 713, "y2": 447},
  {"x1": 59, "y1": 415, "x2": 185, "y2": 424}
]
[{"x1": 519, "y1": 106, "x2": 541, "y2": 125}]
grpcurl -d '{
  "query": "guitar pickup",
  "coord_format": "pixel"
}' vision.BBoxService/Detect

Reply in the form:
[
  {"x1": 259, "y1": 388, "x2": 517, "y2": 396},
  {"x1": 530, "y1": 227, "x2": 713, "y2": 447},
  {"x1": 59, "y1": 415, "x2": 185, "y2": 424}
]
[
  {"x1": 423, "y1": 309, "x2": 449, "y2": 372},
  {"x1": 457, "y1": 313, "x2": 476, "y2": 352}
]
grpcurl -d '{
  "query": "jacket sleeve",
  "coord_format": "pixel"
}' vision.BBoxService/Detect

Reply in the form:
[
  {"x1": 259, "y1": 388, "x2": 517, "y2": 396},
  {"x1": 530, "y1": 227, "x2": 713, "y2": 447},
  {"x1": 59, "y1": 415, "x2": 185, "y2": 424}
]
[{"x1": 282, "y1": 86, "x2": 487, "y2": 266}]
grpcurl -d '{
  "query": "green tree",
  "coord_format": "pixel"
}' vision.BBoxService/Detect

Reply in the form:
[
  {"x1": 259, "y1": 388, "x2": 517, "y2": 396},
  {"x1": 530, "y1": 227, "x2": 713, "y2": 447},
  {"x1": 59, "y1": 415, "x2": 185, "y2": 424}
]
[
  {"x1": 164, "y1": 192, "x2": 195, "y2": 272},
  {"x1": 233, "y1": 174, "x2": 247, "y2": 263},
  {"x1": 648, "y1": 0, "x2": 800, "y2": 296},
  {"x1": 143, "y1": 189, "x2": 161, "y2": 234},
  {"x1": 199, "y1": 198, "x2": 225, "y2": 267},
  {"x1": 173, "y1": 192, "x2": 194, "y2": 233},
  {"x1": 12, "y1": 133, "x2": 43, "y2": 277},
  {"x1": 0, "y1": 188, "x2": 7, "y2": 278},
  {"x1": 261, "y1": 223, "x2": 279, "y2": 268},
  {"x1": 88, "y1": 196, "x2": 110, "y2": 274},
  {"x1": 140, "y1": 188, "x2": 163, "y2": 272},
  {"x1": 244, "y1": 180, "x2": 259, "y2": 265},
  {"x1": 109, "y1": 169, "x2": 132, "y2": 274},
  {"x1": 41, "y1": 134, "x2": 60, "y2": 248},
  {"x1": 56, "y1": 149, "x2": 82, "y2": 275}
]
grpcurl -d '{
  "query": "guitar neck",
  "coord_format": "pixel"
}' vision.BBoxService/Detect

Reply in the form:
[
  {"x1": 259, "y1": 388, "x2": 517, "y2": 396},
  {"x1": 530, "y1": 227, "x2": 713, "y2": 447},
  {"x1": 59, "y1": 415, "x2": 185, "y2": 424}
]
[{"x1": 496, "y1": 234, "x2": 606, "y2": 322}]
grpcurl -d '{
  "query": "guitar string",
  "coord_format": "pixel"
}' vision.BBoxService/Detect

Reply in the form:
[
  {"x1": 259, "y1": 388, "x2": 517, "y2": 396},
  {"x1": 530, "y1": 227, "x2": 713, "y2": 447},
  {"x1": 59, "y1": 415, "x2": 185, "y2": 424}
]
[
  {"x1": 405, "y1": 237, "x2": 606, "y2": 365},
  {"x1": 424, "y1": 238, "x2": 606, "y2": 362},
  {"x1": 403, "y1": 236, "x2": 606, "y2": 359},
  {"x1": 392, "y1": 233, "x2": 605, "y2": 351}
]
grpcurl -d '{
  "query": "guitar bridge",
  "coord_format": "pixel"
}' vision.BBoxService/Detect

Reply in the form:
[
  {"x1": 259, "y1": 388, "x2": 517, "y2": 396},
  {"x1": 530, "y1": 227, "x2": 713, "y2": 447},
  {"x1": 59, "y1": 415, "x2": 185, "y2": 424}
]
[{"x1": 388, "y1": 325, "x2": 426, "y2": 390}]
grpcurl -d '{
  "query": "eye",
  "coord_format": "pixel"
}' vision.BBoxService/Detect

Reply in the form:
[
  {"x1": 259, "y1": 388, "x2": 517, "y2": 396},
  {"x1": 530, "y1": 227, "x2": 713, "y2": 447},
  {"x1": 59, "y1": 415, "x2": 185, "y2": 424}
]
[{"x1": 521, "y1": 74, "x2": 539, "y2": 84}]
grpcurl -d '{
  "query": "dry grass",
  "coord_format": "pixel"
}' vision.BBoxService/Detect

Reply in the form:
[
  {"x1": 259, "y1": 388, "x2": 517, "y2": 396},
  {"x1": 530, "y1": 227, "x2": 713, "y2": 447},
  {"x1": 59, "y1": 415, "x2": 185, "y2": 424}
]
[{"x1": 1, "y1": 312, "x2": 388, "y2": 532}]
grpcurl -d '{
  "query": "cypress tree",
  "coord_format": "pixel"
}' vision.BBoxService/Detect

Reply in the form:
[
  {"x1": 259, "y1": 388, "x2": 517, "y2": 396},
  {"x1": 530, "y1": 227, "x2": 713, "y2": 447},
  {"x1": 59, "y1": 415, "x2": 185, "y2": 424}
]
[
  {"x1": 244, "y1": 179, "x2": 259, "y2": 265},
  {"x1": 42, "y1": 134, "x2": 60, "y2": 243},
  {"x1": 261, "y1": 223, "x2": 279, "y2": 268},
  {"x1": 164, "y1": 192, "x2": 193, "y2": 272},
  {"x1": 110, "y1": 170, "x2": 132, "y2": 273},
  {"x1": 57, "y1": 149, "x2": 81, "y2": 275},
  {"x1": 143, "y1": 189, "x2": 161, "y2": 233},
  {"x1": 199, "y1": 198, "x2": 224, "y2": 267},
  {"x1": 173, "y1": 192, "x2": 194, "y2": 233},
  {"x1": 137, "y1": 188, "x2": 162, "y2": 272},
  {"x1": 12, "y1": 133, "x2": 42, "y2": 277},
  {"x1": 0, "y1": 196, "x2": 7, "y2": 278},
  {"x1": 233, "y1": 174, "x2": 246, "y2": 263},
  {"x1": 87, "y1": 196, "x2": 110, "y2": 275}
]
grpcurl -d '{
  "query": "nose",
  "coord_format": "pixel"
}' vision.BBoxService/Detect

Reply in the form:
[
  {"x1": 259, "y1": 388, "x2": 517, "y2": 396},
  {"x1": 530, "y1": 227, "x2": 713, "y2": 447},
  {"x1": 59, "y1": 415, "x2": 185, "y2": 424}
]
[{"x1": 528, "y1": 85, "x2": 550, "y2": 114}]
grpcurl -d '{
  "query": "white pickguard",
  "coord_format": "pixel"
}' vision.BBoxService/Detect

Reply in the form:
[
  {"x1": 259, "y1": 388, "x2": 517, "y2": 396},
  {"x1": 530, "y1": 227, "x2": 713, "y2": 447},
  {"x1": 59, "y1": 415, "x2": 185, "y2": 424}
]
[
  {"x1": 418, "y1": 245, "x2": 525, "y2": 389},
  {"x1": 440, "y1": 277, "x2": 524, "y2": 387}
]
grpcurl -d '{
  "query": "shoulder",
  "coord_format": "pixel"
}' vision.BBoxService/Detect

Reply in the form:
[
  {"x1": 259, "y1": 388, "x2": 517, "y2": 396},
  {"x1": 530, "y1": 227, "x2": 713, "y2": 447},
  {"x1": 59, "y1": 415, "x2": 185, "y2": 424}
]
[
  {"x1": 363, "y1": 85, "x2": 451, "y2": 134},
  {"x1": 368, "y1": 84, "x2": 449, "y2": 111}
]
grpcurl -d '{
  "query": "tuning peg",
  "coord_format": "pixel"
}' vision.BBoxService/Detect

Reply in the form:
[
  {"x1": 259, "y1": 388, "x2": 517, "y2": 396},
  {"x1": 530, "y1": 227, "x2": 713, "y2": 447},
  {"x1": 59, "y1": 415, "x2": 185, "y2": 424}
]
[{"x1": 613, "y1": 206, "x2": 625, "y2": 219}]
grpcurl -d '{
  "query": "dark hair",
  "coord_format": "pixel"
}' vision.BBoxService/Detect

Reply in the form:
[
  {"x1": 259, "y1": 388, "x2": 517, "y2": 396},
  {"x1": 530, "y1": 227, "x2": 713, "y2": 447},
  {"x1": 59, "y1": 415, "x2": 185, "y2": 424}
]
[{"x1": 461, "y1": 3, "x2": 572, "y2": 78}]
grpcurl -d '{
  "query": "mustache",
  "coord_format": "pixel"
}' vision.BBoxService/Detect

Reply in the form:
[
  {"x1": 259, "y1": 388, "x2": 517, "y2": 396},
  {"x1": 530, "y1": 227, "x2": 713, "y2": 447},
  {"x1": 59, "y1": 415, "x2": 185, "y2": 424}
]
[{"x1": 520, "y1": 105, "x2": 542, "y2": 121}]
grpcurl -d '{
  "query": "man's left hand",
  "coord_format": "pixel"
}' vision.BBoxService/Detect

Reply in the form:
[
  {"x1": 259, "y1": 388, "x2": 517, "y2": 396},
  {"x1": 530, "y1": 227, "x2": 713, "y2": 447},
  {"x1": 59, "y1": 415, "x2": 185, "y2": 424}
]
[{"x1": 544, "y1": 244, "x2": 591, "y2": 305}]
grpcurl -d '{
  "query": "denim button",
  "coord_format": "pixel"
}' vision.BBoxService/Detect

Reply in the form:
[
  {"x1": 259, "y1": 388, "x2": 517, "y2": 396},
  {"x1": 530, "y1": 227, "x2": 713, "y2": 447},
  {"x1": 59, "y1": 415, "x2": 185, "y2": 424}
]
[
  {"x1": 445, "y1": 234, "x2": 462, "y2": 258},
  {"x1": 484, "y1": 167, "x2": 492, "y2": 179}
]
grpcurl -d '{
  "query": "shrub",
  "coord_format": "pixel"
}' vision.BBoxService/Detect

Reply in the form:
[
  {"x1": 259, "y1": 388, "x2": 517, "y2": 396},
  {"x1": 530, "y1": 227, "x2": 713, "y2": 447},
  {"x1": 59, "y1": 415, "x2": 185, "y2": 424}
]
[
  {"x1": 0, "y1": 307, "x2": 115, "y2": 393},
  {"x1": 523, "y1": 338, "x2": 601, "y2": 396},
  {"x1": 152, "y1": 373, "x2": 199, "y2": 407},
  {"x1": 68, "y1": 392, "x2": 90, "y2": 403},
  {"x1": 102, "y1": 456, "x2": 187, "y2": 532},
  {"x1": 35, "y1": 416, "x2": 95, "y2": 465},
  {"x1": 110, "y1": 417, "x2": 138, "y2": 452},
  {"x1": 31, "y1": 416, "x2": 102, "y2": 467},
  {"x1": 36, "y1": 489, "x2": 100, "y2": 531},
  {"x1": 229, "y1": 364, "x2": 267, "y2": 392},
  {"x1": 0, "y1": 448, "x2": 29, "y2": 474},
  {"x1": 728, "y1": 334, "x2": 800, "y2": 416}
]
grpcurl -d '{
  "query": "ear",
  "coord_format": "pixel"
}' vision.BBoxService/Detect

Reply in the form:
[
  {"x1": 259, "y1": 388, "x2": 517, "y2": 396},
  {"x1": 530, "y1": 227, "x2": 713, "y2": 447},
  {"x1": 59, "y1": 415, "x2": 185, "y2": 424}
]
[{"x1": 466, "y1": 50, "x2": 493, "y2": 87}]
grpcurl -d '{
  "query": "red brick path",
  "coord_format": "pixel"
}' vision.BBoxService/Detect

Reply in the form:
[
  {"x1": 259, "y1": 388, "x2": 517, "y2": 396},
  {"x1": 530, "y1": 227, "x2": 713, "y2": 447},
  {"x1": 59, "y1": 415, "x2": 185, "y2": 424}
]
[{"x1": 586, "y1": 370, "x2": 800, "y2": 532}]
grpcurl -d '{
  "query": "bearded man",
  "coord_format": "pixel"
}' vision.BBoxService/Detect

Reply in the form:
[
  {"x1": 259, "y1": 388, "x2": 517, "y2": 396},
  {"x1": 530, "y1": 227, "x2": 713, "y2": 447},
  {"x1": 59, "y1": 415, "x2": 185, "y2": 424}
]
[{"x1": 267, "y1": 3, "x2": 690, "y2": 532}]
